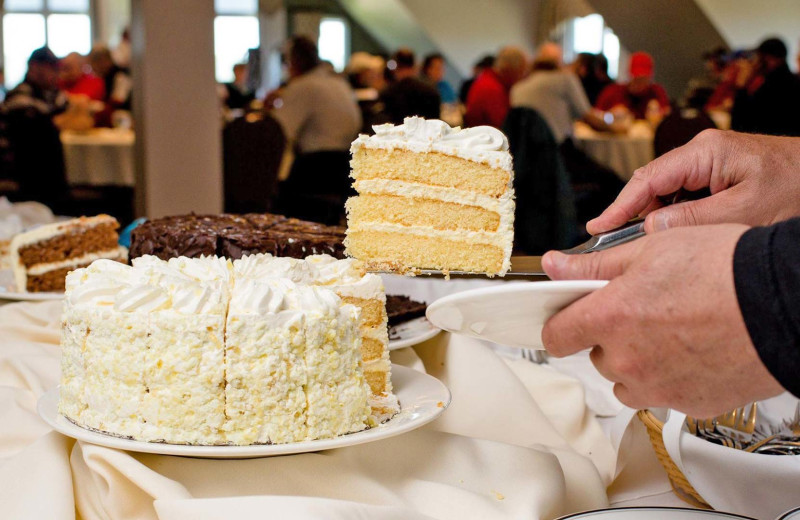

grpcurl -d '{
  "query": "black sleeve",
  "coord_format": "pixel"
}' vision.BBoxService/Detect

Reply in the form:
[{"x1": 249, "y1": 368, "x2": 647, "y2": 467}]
[{"x1": 733, "y1": 218, "x2": 800, "y2": 397}]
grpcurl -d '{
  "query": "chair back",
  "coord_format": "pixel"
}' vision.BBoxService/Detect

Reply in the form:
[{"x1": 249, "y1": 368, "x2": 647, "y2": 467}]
[
  {"x1": 223, "y1": 113, "x2": 286, "y2": 213},
  {"x1": 654, "y1": 108, "x2": 716, "y2": 158},
  {"x1": 502, "y1": 107, "x2": 577, "y2": 254}
]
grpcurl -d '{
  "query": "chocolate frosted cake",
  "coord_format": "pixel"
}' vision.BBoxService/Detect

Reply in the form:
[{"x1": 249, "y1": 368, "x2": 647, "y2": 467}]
[
  {"x1": 129, "y1": 214, "x2": 346, "y2": 261},
  {"x1": 385, "y1": 295, "x2": 428, "y2": 327}
]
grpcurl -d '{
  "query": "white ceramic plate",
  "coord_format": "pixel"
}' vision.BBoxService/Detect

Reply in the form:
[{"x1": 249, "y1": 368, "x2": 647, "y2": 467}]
[
  {"x1": 426, "y1": 280, "x2": 608, "y2": 350},
  {"x1": 556, "y1": 507, "x2": 755, "y2": 519},
  {"x1": 778, "y1": 507, "x2": 800, "y2": 520},
  {"x1": 388, "y1": 317, "x2": 441, "y2": 350},
  {"x1": 37, "y1": 365, "x2": 450, "y2": 458}
]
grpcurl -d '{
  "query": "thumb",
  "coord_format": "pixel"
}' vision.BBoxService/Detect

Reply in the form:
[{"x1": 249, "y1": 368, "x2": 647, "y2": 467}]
[
  {"x1": 645, "y1": 190, "x2": 738, "y2": 232},
  {"x1": 543, "y1": 243, "x2": 638, "y2": 281}
]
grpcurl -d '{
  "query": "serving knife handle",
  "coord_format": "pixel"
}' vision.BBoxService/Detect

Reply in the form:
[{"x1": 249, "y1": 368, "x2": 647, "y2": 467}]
[{"x1": 588, "y1": 218, "x2": 646, "y2": 253}]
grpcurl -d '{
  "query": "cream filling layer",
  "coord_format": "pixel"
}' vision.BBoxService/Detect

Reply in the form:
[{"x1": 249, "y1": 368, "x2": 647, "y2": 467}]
[
  {"x1": 352, "y1": 179, "x2": 515, "y2": 236},
  {"x1": 15, "y1": 247, "x2": 127, "y2": 292},
  {"x1": 346, "y1": 222, "x2": 513, "y2": 274}
]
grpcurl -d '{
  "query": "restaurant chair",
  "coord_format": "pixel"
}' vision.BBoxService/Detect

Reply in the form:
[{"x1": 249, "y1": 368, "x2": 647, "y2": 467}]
[
  {"x1": 223, "y1": 112, "x2": 286, "y2": 214},
  {"x1": 654, "y1": 108, "x2": 716, "y2": 158},
  {"x1": 503, "y1": 107, "x2": 578, "y2": 255}
]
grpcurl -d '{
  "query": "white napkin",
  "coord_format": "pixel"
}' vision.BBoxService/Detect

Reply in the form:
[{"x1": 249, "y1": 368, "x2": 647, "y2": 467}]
[{"x1": 662, "y1": 403, "x2": 800, "y2": 520}]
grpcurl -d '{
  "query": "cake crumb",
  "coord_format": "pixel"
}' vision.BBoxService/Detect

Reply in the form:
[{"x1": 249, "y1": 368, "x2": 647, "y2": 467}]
[
  {"x1": 491, "y1": 490, "x2": 505, "y2": 501},
  {"x1": 437, "y1": 401, "x2": 444, "y2": 408},
  {"x1": 459, "y1": 479, "x2": 464, "y2": 484}
]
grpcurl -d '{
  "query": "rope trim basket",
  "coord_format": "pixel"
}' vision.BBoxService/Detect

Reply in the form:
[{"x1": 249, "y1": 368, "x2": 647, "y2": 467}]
[{"x1": 637, "y1": 409, "x2": 711, "y2": 509}]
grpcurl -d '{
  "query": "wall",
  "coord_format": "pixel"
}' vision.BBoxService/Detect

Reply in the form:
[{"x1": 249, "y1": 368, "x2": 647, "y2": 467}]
[
  {"x1": 694, "y1": 0, "x2": 800, "y2": 72},
  {"x1": 587, "y1": 0, "x2": 728, "y2": 100},
  {"x1": 340, "y1": 0, "x2": 537, "y2": 80}
]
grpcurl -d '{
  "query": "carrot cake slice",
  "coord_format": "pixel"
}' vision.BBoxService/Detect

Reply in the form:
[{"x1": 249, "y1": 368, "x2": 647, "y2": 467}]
[
  {"x1": 345, "y1": 117, "x2": 515, "y2": 276},
  {"x1": 9, "y1": 215, "x2": 126, "y2": 292}
]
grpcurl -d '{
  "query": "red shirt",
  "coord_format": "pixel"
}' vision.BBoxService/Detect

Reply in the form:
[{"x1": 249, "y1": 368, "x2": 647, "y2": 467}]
[
  {"x1": 61, "y1": 73, "x2": 106, "y2": 102},
  {"x1": 464, "y1": 69, "x2": 509, "y2": 128},
  {"x1": 595, "y1": 82, "x2": 670, "y2": 119}
]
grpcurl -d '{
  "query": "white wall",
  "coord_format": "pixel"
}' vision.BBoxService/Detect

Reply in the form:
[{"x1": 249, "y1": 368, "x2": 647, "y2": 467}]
[
  {"x1": 339, "y1": 0, "x2": 537, "y2": 78},
  {"x1": 694, "y1": 0, "x2": 800, "y2": 72},
  {"x1": 399, "y1": 0, "x2": 537, "y2": 76}
]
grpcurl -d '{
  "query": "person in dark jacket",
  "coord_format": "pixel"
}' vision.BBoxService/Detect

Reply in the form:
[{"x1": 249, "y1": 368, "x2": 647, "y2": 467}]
[
  {"x1": 731, "y1": 38, "x2": 800, "y2": 137},
  {"x1": 541, "y1": 129, "x2": 800, "y2": 418},
  {"x1": 380, "y1": 48, "x2": 440, "y2": 124}
]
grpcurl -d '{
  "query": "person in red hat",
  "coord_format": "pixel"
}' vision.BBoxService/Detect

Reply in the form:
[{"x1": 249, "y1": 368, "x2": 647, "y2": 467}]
[{"x1": 594, "y1": 51, "x2": 670, "y2": 120}]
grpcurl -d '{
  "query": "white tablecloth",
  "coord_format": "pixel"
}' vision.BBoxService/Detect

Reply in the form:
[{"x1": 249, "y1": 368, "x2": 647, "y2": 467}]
[
  {"x1": 61, "y1": 129, "x2": 135, "y2": 186},
  {"x1": 572, "y1": 123, "x2": 654, "y2": 182},
  {"x1": 0, "y1": 275, "x2": 693, "y2": 520}
]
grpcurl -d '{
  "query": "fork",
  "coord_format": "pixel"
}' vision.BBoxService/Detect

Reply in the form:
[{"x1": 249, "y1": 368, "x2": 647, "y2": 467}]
[
  {"x1": 715, "y1": 403, "x2": 758, "y2": 446},
  {"x1": 521, "y1": 349, "x2": 548, "y2": 364}
]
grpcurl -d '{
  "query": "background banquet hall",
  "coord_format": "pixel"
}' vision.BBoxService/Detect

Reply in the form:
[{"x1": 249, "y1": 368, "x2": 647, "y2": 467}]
[{"x1": 1, "y1": 1, "x2": 800, "y2": 519}]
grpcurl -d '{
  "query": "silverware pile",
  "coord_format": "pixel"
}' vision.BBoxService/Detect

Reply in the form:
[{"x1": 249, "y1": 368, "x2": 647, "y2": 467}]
[{"x1": 686, "y1": 403, "x2": 800, "y2": 455}]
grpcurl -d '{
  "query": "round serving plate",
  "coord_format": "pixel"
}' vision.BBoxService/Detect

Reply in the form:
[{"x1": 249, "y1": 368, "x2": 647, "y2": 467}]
[
  {"x1": 388, "y1": 316, "x2": 441, "y2": 350},
  {"x1": 426, "y1": 280, "x2": 608, "y2": 349},
  {"x1": 0, "y1": 269, "x2": 63, "y2": 301},
  {"x1": 37, "y1": 364, "x2": 450, "y2": 459},
  {"x1": 777, "y1": 507, "x2": 800, "y2": 520},
  {"x1": 556, "y1": 507, "x2": 756, "y2": 520}
]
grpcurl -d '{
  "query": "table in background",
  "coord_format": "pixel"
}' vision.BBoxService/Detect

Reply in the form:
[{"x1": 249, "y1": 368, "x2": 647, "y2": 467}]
[
  {"x1": 572, "y1": 122, "x2": 654, "y2": 182},
  {"x1": 61, "y1": 128, "x2": 135, "y2": 186}
]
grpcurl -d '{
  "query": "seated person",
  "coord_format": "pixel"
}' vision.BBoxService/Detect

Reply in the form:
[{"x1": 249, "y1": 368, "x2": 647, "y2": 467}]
[
  {"x1": 422, "y1": 53, "x2": 457, "y2": 104},
  {"x1": 4, "y1": 47, "x2": 67, "y2": 116},
  {"x1": 223, "y1": 63, "x2": 255, "y2": 110},
  {"x1": 269, "y1": 36, "x2": 362, "y2": 224},
  {"x1": 59, "y1": 52, "x2": 105, "y2": 102},
  {"x1": 464, "y1": 46, "x2": 527, "y2": 128},
  {"x1": 595, "y1": 52, "x2": 670, "y2": 120},
  {"x1": 380, "y1": 48, "x2": 440, "y2": 124},
  {"x1": 88, "y1": 45, "x2": 132, "y2": 127}
]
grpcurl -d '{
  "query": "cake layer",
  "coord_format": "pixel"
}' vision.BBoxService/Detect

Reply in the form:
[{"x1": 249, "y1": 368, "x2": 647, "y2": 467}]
[
  {"x1": 347, "y1": 194, "x2": 500, "y2": 232},
  {"x1": 23, "y1": 248, "x2": 127, "y2": 292},
  {"x1": 352, "y1": 147, "x2": 510, "y2": 198},
  {"x1": 346, "y1": 227, "x2": 506, "y2": 275},
  {"x1": 16, "y1": 218, "x2": 118, "y2": 266},
  {"x1": 338, "y1": 296, "x2": 385, "y2": 328}
]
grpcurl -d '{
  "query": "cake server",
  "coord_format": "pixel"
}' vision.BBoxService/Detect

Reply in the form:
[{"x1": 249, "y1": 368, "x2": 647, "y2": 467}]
[{"x1": 375, "y1": 218, "x2": 646, "y2": 279}]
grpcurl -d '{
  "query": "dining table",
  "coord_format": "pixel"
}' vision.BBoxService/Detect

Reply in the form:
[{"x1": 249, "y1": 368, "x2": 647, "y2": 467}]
[
  {"x1": 61, "y1": 128, "x2": 136, "y2": 187},
  {"x1": 572, "y1": 121, "x2": 655, "y2": 182},
  {"x1": 0, "y1": 273, "x2": 757, "y2": 520}
]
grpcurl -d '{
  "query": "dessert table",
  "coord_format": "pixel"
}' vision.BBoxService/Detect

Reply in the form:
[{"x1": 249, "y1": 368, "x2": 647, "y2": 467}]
[
  {"x1": 61, "y1": 129, "x2": 136, "y2": 187},
  {"x1": 572, "y1": 122, "x2": 654, "y2": 182},
  {"x1": 0, "y1": 275, "x2": 707, "y2": 520}
]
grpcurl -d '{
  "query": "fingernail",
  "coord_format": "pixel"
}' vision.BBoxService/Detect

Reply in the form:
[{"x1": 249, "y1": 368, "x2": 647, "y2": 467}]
[{"x1": 653, "y1": 212, "x2": 670, "y2": 232}]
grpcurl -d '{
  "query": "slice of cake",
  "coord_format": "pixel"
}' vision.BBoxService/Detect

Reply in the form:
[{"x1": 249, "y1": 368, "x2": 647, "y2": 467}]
[
  {"x1": 345, "y1": 116, "x2": 515, "y2": 276},
  {"x1": 9, "y1": 215, "x2": 126, "y2": 292}
]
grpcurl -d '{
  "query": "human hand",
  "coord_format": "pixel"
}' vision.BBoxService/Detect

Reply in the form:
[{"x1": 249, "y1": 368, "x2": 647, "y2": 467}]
[
  {"x1": 541, "y1": 224, "x2": 784, "y2": 418},
  {"x1": 587, "y1": 130, "x2": 800, "y2": 235}
]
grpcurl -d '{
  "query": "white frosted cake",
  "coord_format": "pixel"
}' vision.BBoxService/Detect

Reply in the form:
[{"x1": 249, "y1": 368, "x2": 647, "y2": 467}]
[
  {"x1": 345, "y1": 117, "x2": 515, "y2": 276},
  {"x1": 233, "y1": 253, "x2": 398, "y2": 421},
  {"x1": 59, "y1": 255, "x2": 376, "y2": 445}
]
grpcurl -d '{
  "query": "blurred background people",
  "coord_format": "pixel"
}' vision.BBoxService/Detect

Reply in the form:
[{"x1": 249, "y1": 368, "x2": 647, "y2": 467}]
[
  {"x1": 464, "y1": 46, "x2": 527, "y2": 128},
  {"x1": 459, "y1": 55, "x2": 494, "y2": 105},
  {"x1": 595, "y1": 51, "x2": 670, "y2": 121},
  {"x1": 88, "y1": 45, "x2": 132, "y2": 127},
  {"x1": 346, "y1": 52, "x2": 388, "y2": 134},
  {"x1": 3, "y1": 47, "x2": 66, "y2": 116},
  {"x1": 422, "y1": 53, "x2": 457, "y2": 104},
  {"x1": 270, "y1": 36, "x2": 361, "y2": 224},
  {"x1": 59, "y1": 52, "x2": 105, "y2": 102},
  {"x1": 222, "y1": 63, "x2": 256, "y2": 110},
  {"x1": 380, "y1": 48, "x2": 440, "y2": 124},
  {"x1": 573, "y1": 52, "x2": 614, "y2": 106},
  {"x1": 731, "y1": 37, "x2": 800, "y2": 136}
]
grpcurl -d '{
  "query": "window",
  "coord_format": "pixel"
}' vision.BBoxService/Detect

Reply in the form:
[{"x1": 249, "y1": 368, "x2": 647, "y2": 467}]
[
  {"x1": 214, "y1": 1, "x2": 259, "y2": 84},
  {"x1": 2, "y1": 0, "x2": 91, "y2": 89},
  {"x1": 318, "y1": 17, "x2": 348, "y2": 73},
  {"x1": 559, "y1": 14, "x2": 621, "y2": 79}
]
